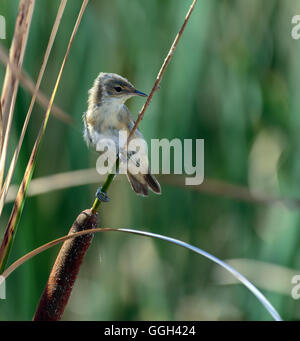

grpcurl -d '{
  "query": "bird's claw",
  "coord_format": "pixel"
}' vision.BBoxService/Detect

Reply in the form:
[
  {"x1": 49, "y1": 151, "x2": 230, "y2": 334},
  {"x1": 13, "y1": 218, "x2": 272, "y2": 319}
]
[{"x1": 95, "y1": 187, "x2": 110, "y2": 202}]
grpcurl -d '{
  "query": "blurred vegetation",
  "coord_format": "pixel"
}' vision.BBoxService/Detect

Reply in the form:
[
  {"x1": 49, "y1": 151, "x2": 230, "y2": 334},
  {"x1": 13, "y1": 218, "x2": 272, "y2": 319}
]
[{"x1": 1, "y1": 0, "x2": 300, "y2": 320}]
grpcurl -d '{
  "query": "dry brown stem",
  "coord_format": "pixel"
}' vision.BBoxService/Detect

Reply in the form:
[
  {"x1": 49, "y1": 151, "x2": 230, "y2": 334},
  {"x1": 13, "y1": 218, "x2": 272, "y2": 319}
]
[{"x1": 0, "y1": 0, "x2": 35, "y2": 188}]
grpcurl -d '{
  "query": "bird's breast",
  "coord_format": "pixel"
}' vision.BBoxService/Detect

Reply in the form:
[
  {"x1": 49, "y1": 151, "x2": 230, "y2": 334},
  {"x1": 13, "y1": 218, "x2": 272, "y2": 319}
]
[{"x1": 86, "y1": 102, "x2": 122, "y2": 128}]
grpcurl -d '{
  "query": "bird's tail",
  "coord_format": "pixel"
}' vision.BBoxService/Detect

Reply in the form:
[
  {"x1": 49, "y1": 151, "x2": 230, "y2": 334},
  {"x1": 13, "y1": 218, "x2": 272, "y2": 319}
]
[{"x1": 127, "y1": 171, "x2": 161, "y2": 196}]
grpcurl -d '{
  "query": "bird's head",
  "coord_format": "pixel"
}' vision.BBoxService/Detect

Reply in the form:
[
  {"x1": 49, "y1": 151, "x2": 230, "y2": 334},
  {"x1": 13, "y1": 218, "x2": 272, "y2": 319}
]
[{"x1": 90, "y1": 72, "x2": 147, "y2": 107}]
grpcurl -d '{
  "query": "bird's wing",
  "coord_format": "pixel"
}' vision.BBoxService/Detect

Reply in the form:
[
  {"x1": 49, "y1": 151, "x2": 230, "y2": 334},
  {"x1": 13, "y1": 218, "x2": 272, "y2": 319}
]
[{"x1": 121, "y1": 105, "x2": 143, "y2": 139}]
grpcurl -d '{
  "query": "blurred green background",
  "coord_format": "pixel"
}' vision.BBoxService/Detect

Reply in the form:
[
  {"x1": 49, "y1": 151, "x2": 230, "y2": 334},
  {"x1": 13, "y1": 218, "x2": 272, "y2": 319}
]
[{"x1": 1, "y1": 0, "x2": 300, "y2": 321}]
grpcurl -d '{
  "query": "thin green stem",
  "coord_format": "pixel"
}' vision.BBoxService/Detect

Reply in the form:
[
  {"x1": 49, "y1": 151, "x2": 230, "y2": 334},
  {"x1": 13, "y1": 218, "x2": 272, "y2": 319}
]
[
  {"x1": 0, "y1": 0, "x2": 89, "y2": 273},
  {"x1": 91, "y1": 158, "x2": 119, "y2": 213},
  {"x1": 90, "y1": 0, "x2": 198, "y2": 214}
]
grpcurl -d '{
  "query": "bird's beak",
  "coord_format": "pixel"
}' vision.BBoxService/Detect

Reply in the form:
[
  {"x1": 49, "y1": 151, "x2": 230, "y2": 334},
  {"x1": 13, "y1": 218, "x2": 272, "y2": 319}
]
[{"x1": 134, "y1": 89, "x2": 148, "y2": 97}]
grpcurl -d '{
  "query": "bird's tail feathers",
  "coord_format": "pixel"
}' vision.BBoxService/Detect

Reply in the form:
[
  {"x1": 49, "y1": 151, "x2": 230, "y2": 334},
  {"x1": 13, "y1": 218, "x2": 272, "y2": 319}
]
[{"x1": 127, "y1": 172, "x2": 161, "y2": 196}]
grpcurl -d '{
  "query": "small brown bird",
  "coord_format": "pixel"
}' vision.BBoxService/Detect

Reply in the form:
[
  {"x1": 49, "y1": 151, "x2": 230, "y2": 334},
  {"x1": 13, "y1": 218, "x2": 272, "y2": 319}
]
[{"x1": 83, "y1": 72, "x2": 161, "y2": 201}]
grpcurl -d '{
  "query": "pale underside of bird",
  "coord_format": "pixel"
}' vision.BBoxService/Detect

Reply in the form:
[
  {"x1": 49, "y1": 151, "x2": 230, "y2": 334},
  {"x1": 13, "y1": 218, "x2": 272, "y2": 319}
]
[{"x1": 83, "y1": 72, "x2": 161, "y2": 197}]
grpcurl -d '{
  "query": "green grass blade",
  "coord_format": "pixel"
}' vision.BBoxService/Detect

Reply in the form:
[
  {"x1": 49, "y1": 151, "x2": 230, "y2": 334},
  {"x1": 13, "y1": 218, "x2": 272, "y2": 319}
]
[
  {"x1": 1, "y1": 227, "x2": 282, "y2": 321},
  {"x1": 0, "y1": 0, "x2": 68, "y2": 216},
  {"x1": 0, "y1": 0, "x2": 89, "y2": 273}
]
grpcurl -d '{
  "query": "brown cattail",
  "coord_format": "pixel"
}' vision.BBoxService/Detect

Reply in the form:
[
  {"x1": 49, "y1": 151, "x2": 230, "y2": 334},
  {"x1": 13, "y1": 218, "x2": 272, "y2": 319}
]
[{"x1": 33, "y1": 209, "x2": 98, "y2": 321}]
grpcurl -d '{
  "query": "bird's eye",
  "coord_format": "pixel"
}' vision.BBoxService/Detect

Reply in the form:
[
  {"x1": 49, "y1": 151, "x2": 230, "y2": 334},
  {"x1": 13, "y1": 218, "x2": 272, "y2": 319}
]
[{"x1": 114, "y1": 86, "x2": 122, "y2": 92}]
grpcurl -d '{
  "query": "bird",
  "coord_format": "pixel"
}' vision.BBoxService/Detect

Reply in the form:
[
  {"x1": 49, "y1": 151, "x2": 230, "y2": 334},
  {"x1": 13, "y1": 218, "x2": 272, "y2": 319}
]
[{"x1": 83, "y1": 72, "x2": 161, "y2": 201}]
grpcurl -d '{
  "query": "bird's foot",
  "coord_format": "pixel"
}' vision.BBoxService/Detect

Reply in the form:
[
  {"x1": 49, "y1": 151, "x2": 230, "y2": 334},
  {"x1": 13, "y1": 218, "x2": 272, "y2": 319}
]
[{"x1": 95, "y1": 187, "x2": 110, "y2": 202}]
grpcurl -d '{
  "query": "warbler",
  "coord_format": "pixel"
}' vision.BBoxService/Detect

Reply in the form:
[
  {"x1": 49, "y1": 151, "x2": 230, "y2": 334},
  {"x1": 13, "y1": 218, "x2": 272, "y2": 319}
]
[{"x1": 83, "y1": 72, "x2": 161, "y2": 201}]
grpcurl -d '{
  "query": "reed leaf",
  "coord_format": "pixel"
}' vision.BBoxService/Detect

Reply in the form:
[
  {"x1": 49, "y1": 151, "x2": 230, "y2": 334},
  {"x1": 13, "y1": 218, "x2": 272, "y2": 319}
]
[
  {"x1": 0, "y1": 0, "x2": 89, "y2": 273},
  {"x1": 6, "y1": 170, "x2": 300, "y2": 210},
  {"x1": 0, "y1": 0, "x2": 68, "y2": 216},
  {"x1": 1, "y1": 227, "x2": 282, "y2": 321},
  {"x1": 0, "y1": 0, "x2": 35, "y2": 190}
]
